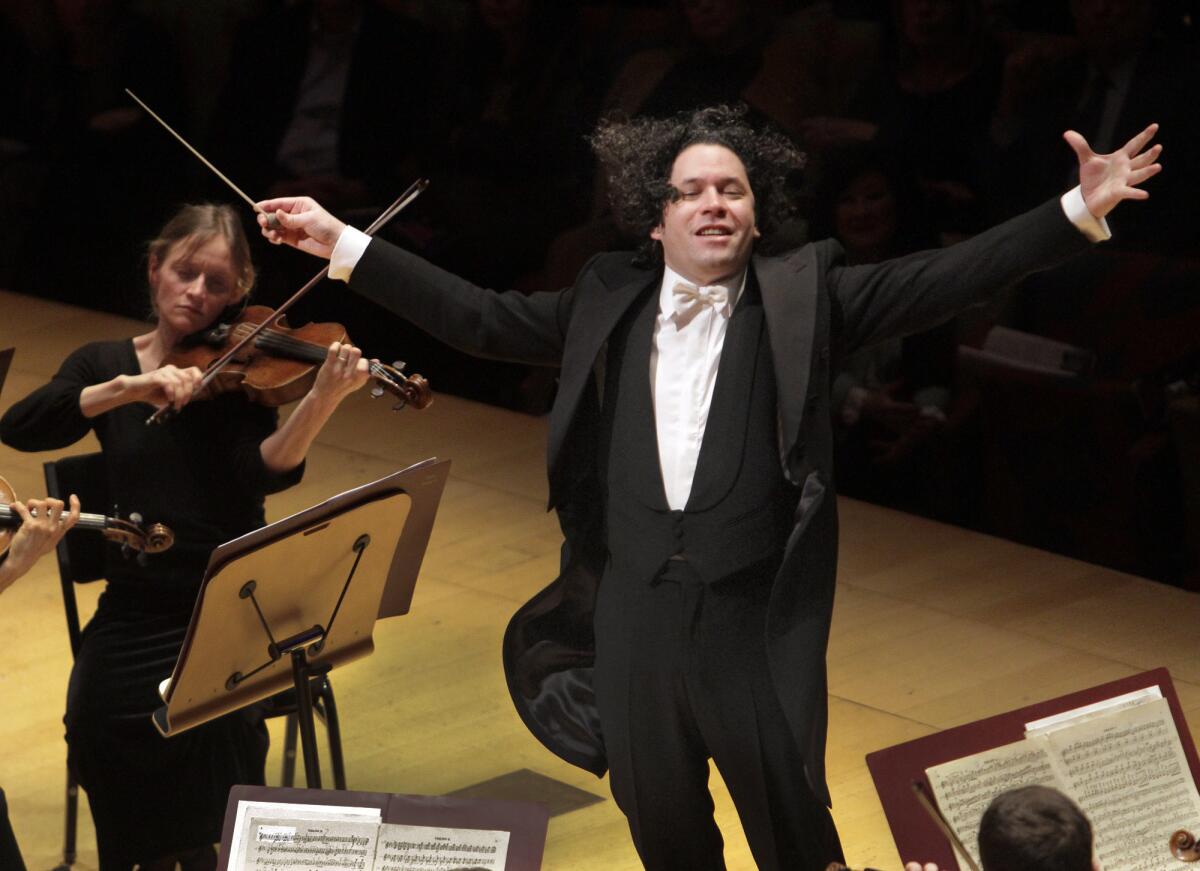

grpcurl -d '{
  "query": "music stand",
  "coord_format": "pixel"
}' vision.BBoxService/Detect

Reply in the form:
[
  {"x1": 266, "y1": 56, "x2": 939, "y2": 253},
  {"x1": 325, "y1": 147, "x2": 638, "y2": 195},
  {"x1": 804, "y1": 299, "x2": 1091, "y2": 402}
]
[{"x1": 153, "y1": 458, "x2": 450, "y2": 788}]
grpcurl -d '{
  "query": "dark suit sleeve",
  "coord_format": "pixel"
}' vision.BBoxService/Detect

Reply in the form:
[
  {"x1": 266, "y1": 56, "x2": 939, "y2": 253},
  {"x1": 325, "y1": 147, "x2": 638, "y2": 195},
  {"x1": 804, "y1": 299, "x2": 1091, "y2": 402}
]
[
  {"x1": 350, "y1": 238, "x2": 574, "y2": 366},
  {"x1": 829, "y1": 197, "x2": 1093, "y2": 354}
]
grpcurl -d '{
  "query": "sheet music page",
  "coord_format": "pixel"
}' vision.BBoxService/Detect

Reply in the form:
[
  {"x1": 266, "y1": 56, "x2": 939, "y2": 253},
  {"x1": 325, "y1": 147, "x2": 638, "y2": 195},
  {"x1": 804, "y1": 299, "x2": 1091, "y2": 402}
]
[
  {"x1": 374, "y1": 823, "x2": 510, "y2": 871},
  {"x1": 1043, "y1": 696, "x2": 1200, "y2": 871},
  {"x1": 926, "y1": 739, "x2": 1061, "y2": 869},
  {"x1": 226, "y1": 802, "x2": 382, "y2": 870},
  {"x1": 238, "y1": 816, "x2": 380, "y2": 871},
  {"x1": 1025, "y1": 687, "x2": 1162, "y2": 735}
]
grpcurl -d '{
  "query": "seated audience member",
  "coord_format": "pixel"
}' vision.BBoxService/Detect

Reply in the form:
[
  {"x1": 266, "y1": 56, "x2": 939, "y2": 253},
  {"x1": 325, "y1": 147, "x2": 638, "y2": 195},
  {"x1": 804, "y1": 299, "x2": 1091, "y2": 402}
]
[
  {"x1": 814, "y1": 145, "x2": 969, "y2": 521},
  {"x1": 798, "y1": 0, "x2": 1004, "y2": 237},
  {"x1": 905, "y1": 785, "x2": 1097, "y2": 871}
]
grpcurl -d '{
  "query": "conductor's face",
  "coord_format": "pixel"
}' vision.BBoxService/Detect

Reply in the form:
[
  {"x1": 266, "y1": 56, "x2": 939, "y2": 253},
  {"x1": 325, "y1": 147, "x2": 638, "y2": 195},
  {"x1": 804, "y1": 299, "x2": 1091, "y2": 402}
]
[{"x1": 652, "y1": 143, "x2": 760, "y2": 286}]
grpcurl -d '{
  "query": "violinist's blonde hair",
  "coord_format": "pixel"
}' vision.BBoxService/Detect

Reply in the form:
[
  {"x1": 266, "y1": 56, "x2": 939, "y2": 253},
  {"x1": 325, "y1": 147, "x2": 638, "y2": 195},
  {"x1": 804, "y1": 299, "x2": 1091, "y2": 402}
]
[{"x1": 145, "y1": 203, "x2": 255, "y2": 313}]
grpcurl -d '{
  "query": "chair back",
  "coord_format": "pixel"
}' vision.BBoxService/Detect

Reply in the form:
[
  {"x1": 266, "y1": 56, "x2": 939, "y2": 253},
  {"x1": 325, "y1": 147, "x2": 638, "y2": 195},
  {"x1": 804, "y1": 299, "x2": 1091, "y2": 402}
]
[{"x1": 43, "y1": 453, "x2": 108, "y2": 657}]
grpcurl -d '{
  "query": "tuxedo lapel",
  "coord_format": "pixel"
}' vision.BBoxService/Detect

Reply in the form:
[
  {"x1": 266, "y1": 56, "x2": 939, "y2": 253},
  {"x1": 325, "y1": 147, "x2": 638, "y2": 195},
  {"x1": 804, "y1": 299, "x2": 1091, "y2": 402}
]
[
  {"x1": 685, "y1": 285, "x2": 763, "y2": 511},
  {"x1": 755, "y1": 250, "x2": 817, "y2": 467},
  {"x1": 547, "y1": 265, "x2": 657, "y2": 508}
]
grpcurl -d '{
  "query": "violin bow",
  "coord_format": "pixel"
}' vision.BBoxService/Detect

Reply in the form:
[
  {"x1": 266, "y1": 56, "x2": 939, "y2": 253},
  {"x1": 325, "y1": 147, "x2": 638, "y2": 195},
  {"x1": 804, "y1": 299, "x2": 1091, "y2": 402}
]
[
  {"x1": 911, "y1": 780, "x2": 983, "y2": 871},
  {"x1": 145, "y1": 178, "x2": 429, "y2": 424},
  {"x1": 127, "y1": 84, "x2": 431, "y2": 424}
]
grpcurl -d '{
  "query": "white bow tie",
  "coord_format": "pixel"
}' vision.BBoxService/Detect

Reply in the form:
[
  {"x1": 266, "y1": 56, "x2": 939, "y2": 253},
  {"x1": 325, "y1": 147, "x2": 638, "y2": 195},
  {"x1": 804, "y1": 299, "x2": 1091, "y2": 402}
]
[{"x1": 672, "y1": 281, "x2": 730, "y2": 320}]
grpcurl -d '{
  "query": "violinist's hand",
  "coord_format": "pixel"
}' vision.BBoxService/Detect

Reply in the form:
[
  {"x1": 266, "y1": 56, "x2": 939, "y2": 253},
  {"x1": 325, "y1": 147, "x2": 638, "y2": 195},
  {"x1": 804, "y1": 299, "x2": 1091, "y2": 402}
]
[
  {"x1": 1067, "y1": 122, "x2": 1162, "y2": 219},
  {"x1": 905, "y1": 863, "x2": 940, "y2": 871},
  {"x1": 0, "y1": 495, "x2": 80, "y2": 591},
  {"x1": 311, "y1": 341, "x2": 372, "y2": 405},
  {"x1": 80, "y1": 365, "x2": 204, "y2": 419},
  {"x1": 125, "y1": 365, "x2": 205, "y2": 412},
  {"x1": 259, "y1": 341, "x2": 373, "y2": 475},
  {"x1": 256, "y1": 196, "x2": 347, "y2": 260}
]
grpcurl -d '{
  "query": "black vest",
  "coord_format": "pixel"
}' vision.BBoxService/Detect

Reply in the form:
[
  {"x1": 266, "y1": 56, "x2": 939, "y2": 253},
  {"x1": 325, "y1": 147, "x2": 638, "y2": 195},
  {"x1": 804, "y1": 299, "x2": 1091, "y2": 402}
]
[{"x1": 600, "y1": 275, "x2": 798, "y2": 585}]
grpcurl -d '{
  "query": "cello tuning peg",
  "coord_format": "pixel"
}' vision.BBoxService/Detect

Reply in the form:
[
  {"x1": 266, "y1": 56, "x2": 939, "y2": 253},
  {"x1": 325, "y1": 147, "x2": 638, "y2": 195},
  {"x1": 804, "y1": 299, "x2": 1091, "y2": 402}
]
[
  {"x1": 370, "y1": 384, "x2": 385, "y2": 399},
  {"x1": 392, "y1": 360, "x2": 406, "y2": 372},
  {"x1": 129, "y1": 512, "x2": 143, "y2": 526},
  {"x1": 392, "y1": 400, "x2": 408, "y2": 412},
  {"x1": 136, "y1": 550, "x2": 148, "y2": 567}
]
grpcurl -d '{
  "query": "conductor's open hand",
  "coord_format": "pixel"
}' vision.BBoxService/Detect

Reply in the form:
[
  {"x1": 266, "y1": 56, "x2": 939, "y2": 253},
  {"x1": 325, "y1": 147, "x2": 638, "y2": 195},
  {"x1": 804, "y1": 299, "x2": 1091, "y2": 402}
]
[
  {"x1": 1067, "y1": 122, "x2": 1162, "y2": 219},
  {"x1": 256, "y1": 197, "x2": 347, "y2": 260}
]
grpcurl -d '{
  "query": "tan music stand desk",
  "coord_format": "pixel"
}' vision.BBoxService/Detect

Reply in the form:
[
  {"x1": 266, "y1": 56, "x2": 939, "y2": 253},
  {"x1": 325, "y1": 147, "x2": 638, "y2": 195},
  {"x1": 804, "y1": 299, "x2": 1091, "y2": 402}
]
[{"x1": 152, "y1": 458, "x2": 450, "y2": 787}]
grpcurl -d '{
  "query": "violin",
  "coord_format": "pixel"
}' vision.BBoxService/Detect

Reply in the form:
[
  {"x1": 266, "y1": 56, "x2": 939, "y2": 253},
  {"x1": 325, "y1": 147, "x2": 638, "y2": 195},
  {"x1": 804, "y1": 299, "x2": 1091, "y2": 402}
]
[
  {"x1": 0, "y1": 474, "x2": 174, "y2": 556},
  {"x1": 145, "y1": 180, "x2": 431, "y2": 425},
  {"x1": 161, "y1": 305, "x2": 432, "y2": 411}
]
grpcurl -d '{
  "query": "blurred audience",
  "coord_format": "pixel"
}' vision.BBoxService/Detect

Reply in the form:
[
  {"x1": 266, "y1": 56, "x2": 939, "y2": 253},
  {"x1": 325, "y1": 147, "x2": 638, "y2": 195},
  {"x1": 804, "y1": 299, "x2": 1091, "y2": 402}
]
[
  {"x1": 8, "y1": 0, "x2": 190, "y2": 312},
  {"x1": 416, "y1": 0, "x2": 601, "y2": 288},
  {"x1": 0, "y1": 0, "x2": 1196, "y2": 581},
  {"x1": 799, "y1": 0, "x2": 1004, "y2": 238},
  {"x1": 212, "y1": 0, "x2": 438, "y2": 216},
  {"x1": 985, "y1": 0, "x2": 1199, "y2": 255},
  {"x1": 815, "y1": 145, "x2": 975, "y2": 522}
]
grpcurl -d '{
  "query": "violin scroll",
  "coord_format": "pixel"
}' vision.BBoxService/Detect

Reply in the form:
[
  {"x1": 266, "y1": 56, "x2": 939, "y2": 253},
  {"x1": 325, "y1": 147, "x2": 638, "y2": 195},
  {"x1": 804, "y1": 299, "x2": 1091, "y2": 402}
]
[
  {"x1": 1171, "y1": 830, "x2": 1200, "y2": 862},
  {"x1": 0, "y1": 473, "x2": 174, "y2": 558},
  {"x1": 369, "y1": 361, "x2": 433, "y2": 411},
  {"x1": 103, "y1": 513, "x2": 175, "y2": 555}
]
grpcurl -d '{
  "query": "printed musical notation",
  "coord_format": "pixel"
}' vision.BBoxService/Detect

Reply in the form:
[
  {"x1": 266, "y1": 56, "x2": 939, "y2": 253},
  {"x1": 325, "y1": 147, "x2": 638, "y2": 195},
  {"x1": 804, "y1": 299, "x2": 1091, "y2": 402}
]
[
  {"x1": 926, "y1": 695, "x2": 1200, "y2": 871},
  {"x1": 233, "y1": 816, "x2": 510, "y2": 871}
]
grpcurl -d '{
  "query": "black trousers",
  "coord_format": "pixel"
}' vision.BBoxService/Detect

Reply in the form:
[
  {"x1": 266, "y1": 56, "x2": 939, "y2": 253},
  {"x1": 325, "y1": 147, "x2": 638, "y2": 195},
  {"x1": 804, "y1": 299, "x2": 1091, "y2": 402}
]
[{"x1": 594, "y1": 559, "x2": 843, "y2": 871}]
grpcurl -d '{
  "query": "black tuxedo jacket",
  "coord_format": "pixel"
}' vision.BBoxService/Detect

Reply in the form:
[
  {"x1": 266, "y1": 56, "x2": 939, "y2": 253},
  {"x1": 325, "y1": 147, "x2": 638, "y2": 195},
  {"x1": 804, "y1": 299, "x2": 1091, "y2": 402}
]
[{"x1": 349, "y1": 198, "x2": 1090, "y2": 803}]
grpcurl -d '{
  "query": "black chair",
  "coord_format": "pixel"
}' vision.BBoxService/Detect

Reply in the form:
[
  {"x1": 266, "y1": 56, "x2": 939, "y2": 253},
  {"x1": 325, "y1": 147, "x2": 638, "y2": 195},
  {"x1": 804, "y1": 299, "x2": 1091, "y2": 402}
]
[{"x1": 44, "y1": 454, "x2": 346, "y2": 870}]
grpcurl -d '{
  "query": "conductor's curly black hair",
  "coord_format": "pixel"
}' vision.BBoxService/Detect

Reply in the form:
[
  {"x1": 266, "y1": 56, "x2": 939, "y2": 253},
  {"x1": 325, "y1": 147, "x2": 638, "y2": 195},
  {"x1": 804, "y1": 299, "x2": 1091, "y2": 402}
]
[{"x1": 590, "y1": 105, "x2": 806, "y2": 265}]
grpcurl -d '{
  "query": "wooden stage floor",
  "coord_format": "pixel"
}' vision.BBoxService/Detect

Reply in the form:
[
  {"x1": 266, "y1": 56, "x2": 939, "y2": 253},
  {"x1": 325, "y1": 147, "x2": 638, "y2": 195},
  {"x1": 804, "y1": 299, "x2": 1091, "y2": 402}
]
[{"x1": 3, "y1": 289, "x2": 1200, "y2": 870}]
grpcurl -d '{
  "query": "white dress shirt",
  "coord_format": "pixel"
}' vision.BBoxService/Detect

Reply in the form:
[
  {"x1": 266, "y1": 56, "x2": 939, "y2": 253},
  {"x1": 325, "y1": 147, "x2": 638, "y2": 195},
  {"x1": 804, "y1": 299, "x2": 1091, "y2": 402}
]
[{"x1": 651, "y1": 265, "x2": 746, "y2": 509}]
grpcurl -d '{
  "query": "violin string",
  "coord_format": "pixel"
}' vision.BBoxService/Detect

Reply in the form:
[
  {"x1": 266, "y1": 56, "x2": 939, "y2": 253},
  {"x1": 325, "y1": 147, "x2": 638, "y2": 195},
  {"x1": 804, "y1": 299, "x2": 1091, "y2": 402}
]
[
  {"x1": 0, "y1": 504, "x2": 109, "y2": 530},
  {"x1": 251, "y1": 331, "x2": 403, "y2": 386}
]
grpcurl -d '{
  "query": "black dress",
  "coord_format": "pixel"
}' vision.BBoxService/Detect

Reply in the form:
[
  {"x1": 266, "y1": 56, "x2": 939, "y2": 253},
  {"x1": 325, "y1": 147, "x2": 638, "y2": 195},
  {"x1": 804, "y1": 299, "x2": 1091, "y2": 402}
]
[{"x1": 0, "y1": 339, "x2": 304, "y2": 869}]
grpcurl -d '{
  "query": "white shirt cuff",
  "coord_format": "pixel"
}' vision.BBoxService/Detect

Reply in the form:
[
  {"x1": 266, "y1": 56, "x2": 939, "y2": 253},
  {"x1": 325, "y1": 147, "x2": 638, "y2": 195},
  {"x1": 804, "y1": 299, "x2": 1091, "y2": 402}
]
[
  {"x1": 329, "y1": 225, "x2": 372, "y2": 282},
  {"x1": 1060, "y1": 186, "x2": 1111, "y2": 243}
]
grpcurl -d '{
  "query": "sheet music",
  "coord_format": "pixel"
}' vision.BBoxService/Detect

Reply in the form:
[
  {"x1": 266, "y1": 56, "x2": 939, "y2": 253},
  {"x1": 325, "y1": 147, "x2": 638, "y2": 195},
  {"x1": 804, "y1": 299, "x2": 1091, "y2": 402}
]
[
  {"x1": 374, "y1": 823, "x2": 510, "y2": 871},
  {"x1": 926, "y1": 740, "x2": 1060, "y2": 869},
  {"x1": 1025, "y1": 686, "x2": 1162, "y2": 735},
  {"x1": 1045, "y1": 697, "x2": 1200, "y2": 871},
  {"x1": 227, "y1": 801, "x2": 382, "y2": 869},
  {"x1": 240, "y1": 817, "x2": 380, "y2": 870}
]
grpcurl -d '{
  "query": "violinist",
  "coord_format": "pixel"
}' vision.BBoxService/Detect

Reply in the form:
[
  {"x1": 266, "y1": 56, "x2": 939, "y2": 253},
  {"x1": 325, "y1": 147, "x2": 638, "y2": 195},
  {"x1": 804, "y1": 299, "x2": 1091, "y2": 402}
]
[
  {"x1": 0, "y1": 495, "x2": 80, "y2": 593},
  {"x1": 904, "y1": 785, "x2": 1098, "y2": 871},
  {"x1": 0, "y1": 494, "x2": 78, "y2": 870},
  {"x1": 0, "y1": 203, "x2": 370, "y2": 871}
]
